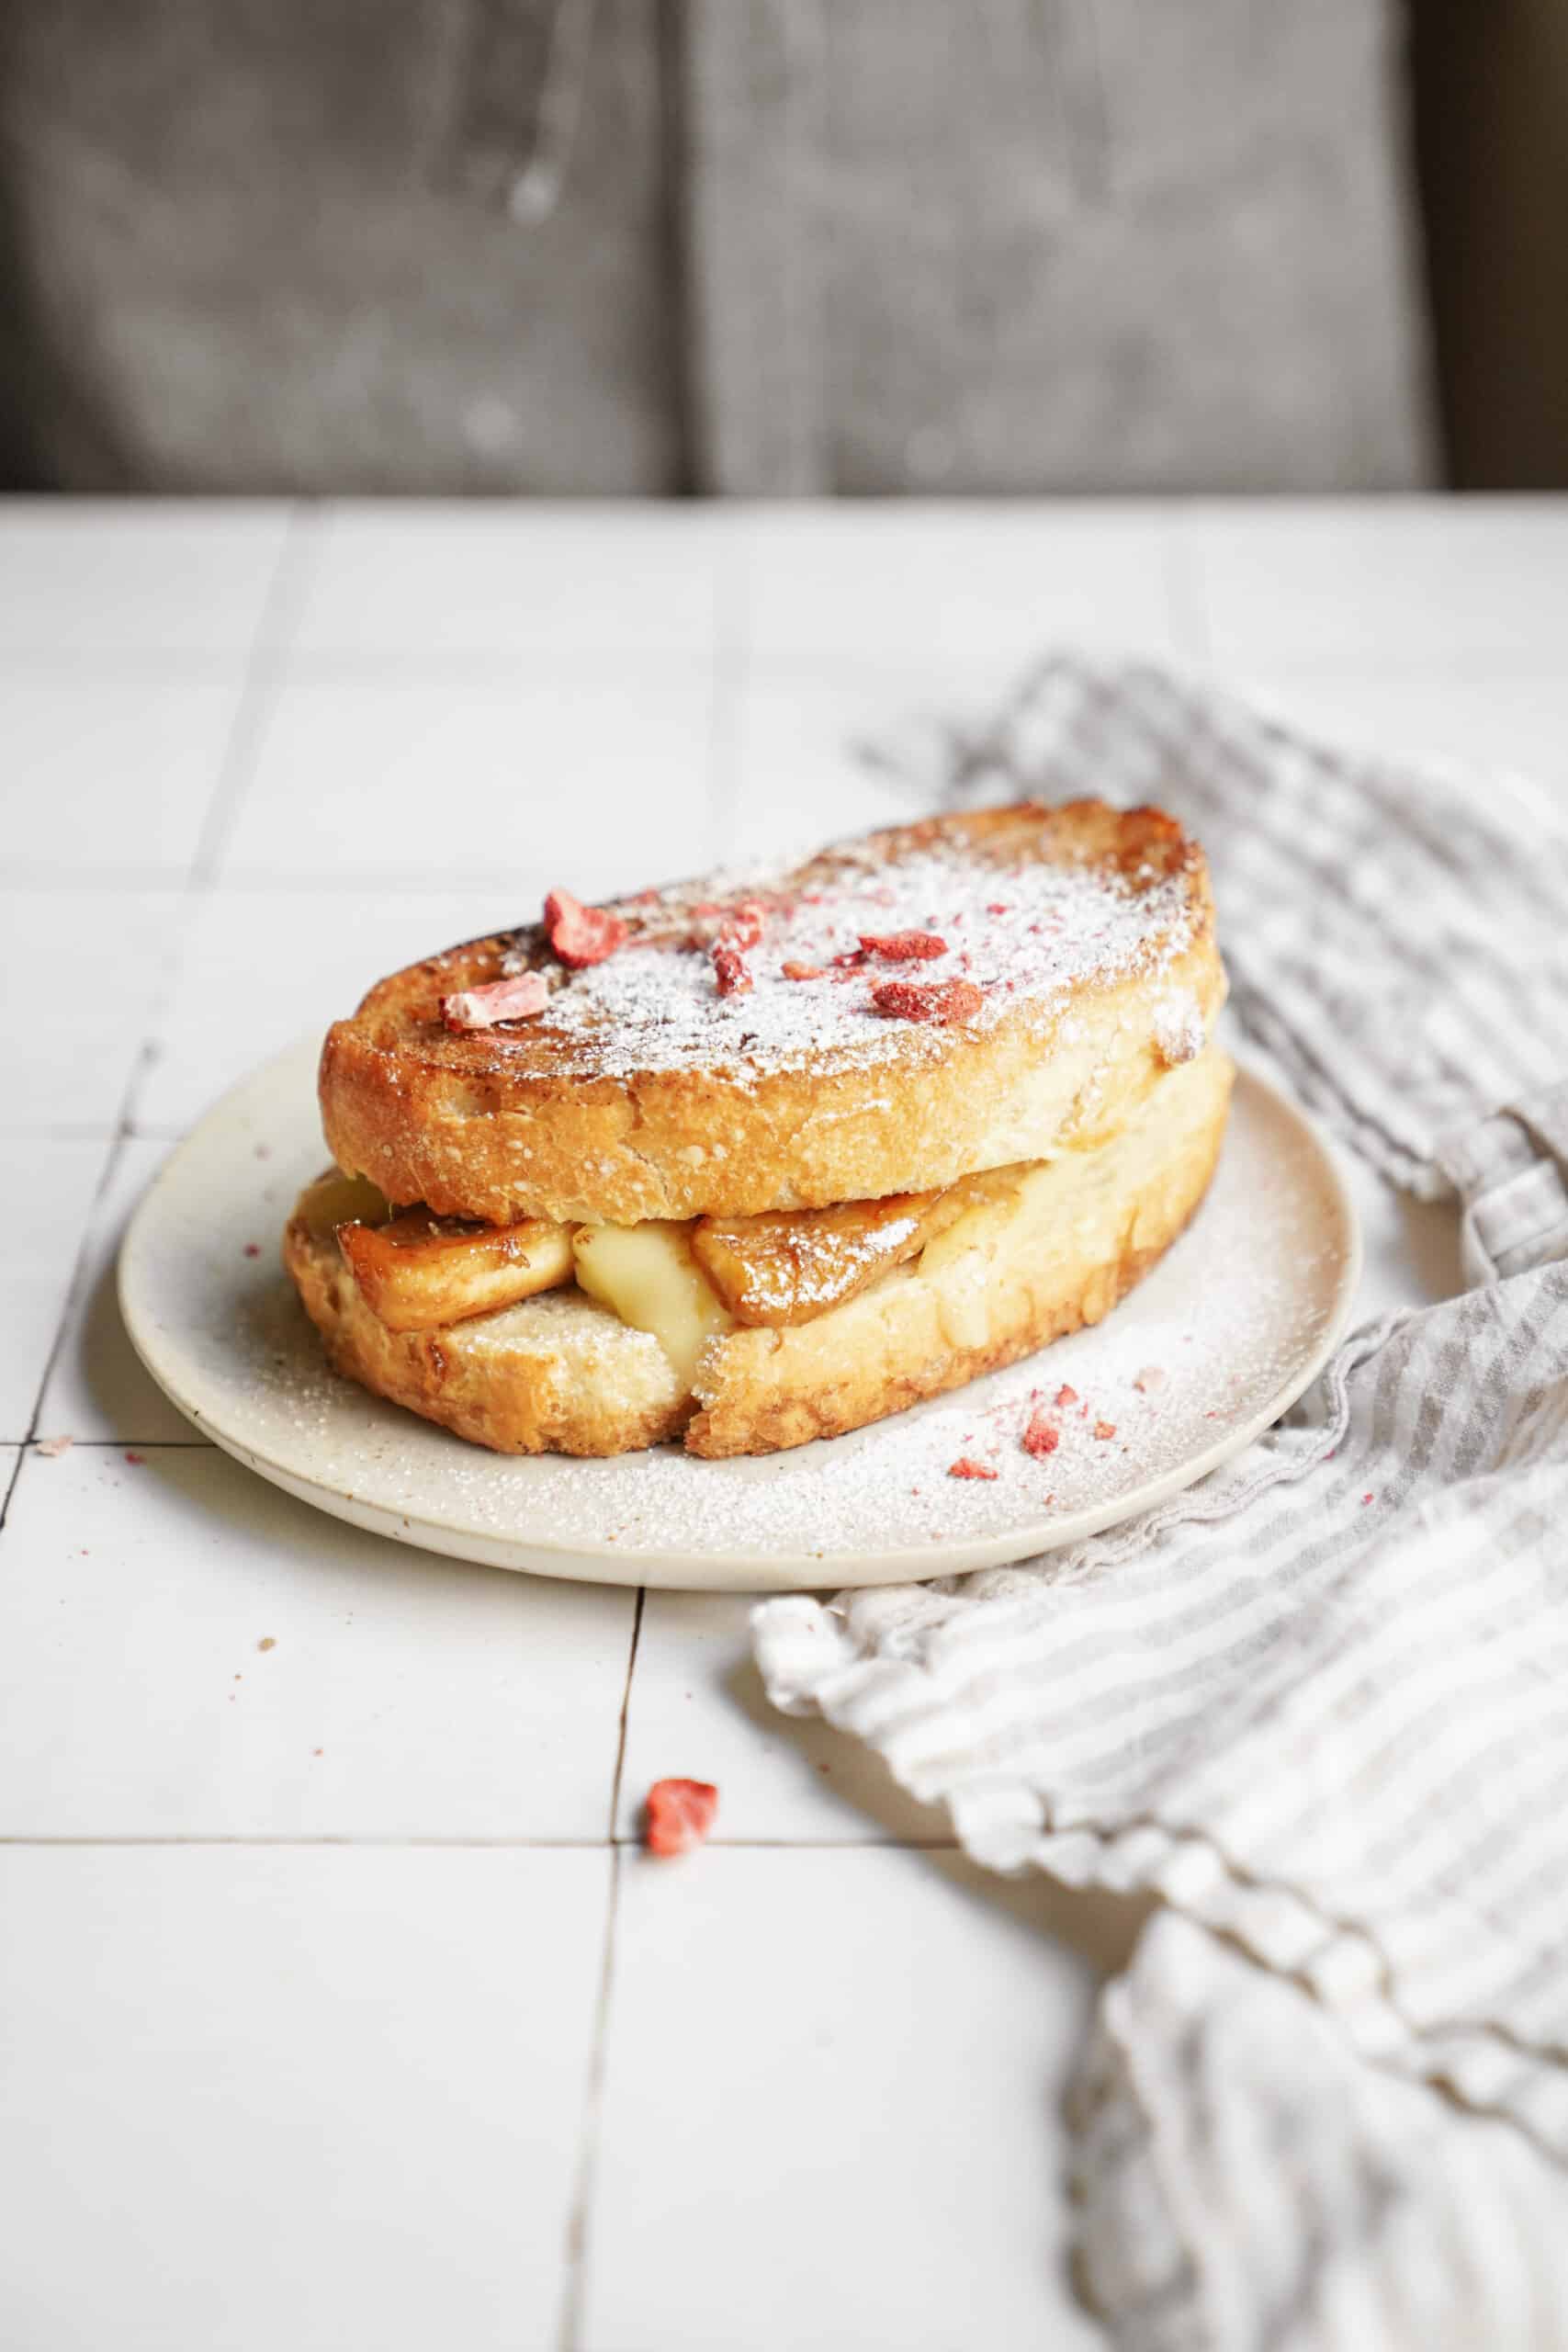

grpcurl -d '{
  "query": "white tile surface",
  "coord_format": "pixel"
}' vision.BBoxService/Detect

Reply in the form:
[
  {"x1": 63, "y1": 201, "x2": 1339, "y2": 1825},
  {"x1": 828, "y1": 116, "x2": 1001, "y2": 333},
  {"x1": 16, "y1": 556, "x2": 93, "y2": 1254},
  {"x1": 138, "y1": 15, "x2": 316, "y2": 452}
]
[
  {"x1": 0, "y1": 889, "x2": 182, "y2": 1129},
  {"x1": 740, "y1": 503, "x2": 1180, "y2": 684},
  {"x1": 724, "y1": 673, "x2": 953, "y2": 867},
  {"x1": 1190, "y1": 497, "x2": 1568, "y2": 667},
  {"x1": 36, "y1": 1136, "x2": 206, "y2": 1442},
  {"x1": 0, "y1": 1445, "x2": 634, "y2": 1838},
  {"x1": 0, "y1": 1136, "x2": 112, "y2": 1440},
  {"x1": 0, "y1": 503, "x2": 289, "y2": 661},
  {"x1": 619, "y1": 1594, "x2": 953, "y2": 1845},
  {"x1": 585, "y1": 1849, "x2": 1114, "y2": 2352},
  {"x1": 218, "y1": 674, "x2": 717, "y2": 894},
  {"x1": 288, "y1": 502, "x2": 725, "y2": 664},
  {"x1": 0, "y1": 675, "x2": 241, "y2": 878},
  {"x1": 135, "y1": 888, "x2": 523, "y2": 1133},
  {"x1": 9, "y1": 494, "x2": 1562, "y2": 2352},
  {"x1": 0, "y1": 1843, "x2": 605, "y2": 2352}
]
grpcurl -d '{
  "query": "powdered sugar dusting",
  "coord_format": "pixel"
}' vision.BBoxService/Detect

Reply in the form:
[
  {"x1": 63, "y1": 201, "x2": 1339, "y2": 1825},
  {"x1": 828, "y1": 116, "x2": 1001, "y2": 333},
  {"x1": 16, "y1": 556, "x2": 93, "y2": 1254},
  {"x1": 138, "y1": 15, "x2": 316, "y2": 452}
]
[
  {"x1": 1153, "y1": 989, "x2": 1206, "y2": 1067},
  {"x1": 495, "y1": 843, "x2": 1195, "y2": 1081}
]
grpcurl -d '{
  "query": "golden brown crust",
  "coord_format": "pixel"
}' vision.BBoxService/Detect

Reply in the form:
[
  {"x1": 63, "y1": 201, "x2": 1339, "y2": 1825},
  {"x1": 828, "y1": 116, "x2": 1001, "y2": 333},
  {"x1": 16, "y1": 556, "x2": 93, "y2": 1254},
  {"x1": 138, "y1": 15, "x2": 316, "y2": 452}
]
[
  {"x1": 283, "y1": 1217, "x2": 692, "y2": 1456},
  {"x1": 318, "y1": 802, "x2": 1225, "y2": 1226},
  {"x1": 686, "y1": 1047, "x2": 1232, "y2": 1455},
  {"x1": 286, "y1": 1047, "x2": 1234, "y2": 1460}
]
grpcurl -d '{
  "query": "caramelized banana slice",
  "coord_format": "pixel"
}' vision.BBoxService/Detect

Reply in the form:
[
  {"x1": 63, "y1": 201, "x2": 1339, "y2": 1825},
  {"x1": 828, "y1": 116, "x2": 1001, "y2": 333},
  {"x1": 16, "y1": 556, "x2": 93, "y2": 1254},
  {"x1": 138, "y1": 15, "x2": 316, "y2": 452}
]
[
  {"x1": 691, "y1": 1189, "x2": 931, "y2": 1325},
  {"x1": 692, "y1": 1169, "x2": 1032, "y2": 1327},
  {"x1": 338, "y1": 1209, "x2": 572, "y2": 1332},
  {"x1": 294, "y1": 1169, "x2": 394, "y2": 1240}
]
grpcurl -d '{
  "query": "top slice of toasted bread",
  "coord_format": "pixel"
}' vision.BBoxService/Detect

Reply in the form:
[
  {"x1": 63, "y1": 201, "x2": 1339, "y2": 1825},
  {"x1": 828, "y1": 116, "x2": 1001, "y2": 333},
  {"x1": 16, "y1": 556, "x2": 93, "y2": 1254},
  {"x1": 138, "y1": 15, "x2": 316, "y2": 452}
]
[{"x1": 319, "y1": 800, "x2": 1224, "y2": 1226}]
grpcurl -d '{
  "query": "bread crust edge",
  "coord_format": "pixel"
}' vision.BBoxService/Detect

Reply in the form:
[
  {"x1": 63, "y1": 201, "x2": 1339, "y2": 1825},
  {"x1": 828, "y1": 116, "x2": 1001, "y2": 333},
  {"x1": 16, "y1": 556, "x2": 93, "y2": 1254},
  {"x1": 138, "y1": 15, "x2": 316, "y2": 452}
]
[
  {"x1": 285, "y1": 1049, "x2": 1234, "y2": 1461},
  {"x1": 317, "y1": 802, "x2": 1224, "y2": 1225}
]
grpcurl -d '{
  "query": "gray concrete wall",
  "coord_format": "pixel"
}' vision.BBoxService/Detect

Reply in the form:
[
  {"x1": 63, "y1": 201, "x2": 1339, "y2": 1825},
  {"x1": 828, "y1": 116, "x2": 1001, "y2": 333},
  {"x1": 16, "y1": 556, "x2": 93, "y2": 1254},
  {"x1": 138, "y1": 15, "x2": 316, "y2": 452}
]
[{"x1": 0, "y1": 0, "x2": 1435, "y2": 493}]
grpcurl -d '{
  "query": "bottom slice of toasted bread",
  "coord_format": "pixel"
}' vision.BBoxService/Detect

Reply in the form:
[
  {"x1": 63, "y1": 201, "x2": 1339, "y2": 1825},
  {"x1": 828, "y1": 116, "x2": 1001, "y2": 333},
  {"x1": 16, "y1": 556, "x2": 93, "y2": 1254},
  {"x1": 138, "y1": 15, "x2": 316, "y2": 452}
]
[{"x1": 284, "y1": 1046, "x2": 1234, "y2": 1459}]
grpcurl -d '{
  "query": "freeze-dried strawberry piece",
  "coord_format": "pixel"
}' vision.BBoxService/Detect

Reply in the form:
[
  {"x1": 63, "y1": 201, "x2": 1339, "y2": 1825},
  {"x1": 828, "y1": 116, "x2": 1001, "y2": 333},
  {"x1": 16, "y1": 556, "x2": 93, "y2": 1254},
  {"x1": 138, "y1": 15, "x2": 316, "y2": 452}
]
[
  {"x1": 712, "y1": 943, "x2": 753, "y2": 997},
  {"x1": 1054, "y1": 1385, "x2": 1078, "y2": 1408},
  {"x1": 858, "y1": 930, "x2": 947, "y2": 962},
  {"x1": 442, "y1": 972, "x2": 549, "y2": 1031},
  {"x1": 1134, "y1": 1365, "x2": 1168, "y2": 1394},
  {"x1": 1021, "y1": 1410, "x2": 1059, "y2": 1458},
  {"x1": 709, "y1": 897, "x2": 769, "y2": 994},
  {"x1": 871, "y1": 978, "x2": 984, "y2": 1025},
  {"x1": 781, "y1": 960, "x2": 825, "y2": 981},
  {"x1": 720, "y1": 899, "x2": 767, "y2": 951},
  {"x1": 544, "y1": 888, "x2": 629, "y2": 968},
  {"x1": 645, "y1": 1778, "x2": 719, "y2": 1858},
  {"x1": 1093, "y1": 1420, "x2": 1117, "y2": 1441},
  {"x1": 690, "y1": 898, "x2": 769, "y2": 952},
  {"x1": 948, "y1": 1456, "x2": 998, "y2": 1480}
]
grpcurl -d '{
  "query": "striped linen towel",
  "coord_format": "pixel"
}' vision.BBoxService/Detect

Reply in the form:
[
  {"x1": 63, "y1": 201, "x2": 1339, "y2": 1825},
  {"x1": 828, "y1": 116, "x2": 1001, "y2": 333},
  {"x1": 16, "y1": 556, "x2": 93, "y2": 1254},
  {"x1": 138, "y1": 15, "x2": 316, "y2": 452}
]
[{"x1": 753, "y1": 660, "x2": 1568, "y2": 2348}]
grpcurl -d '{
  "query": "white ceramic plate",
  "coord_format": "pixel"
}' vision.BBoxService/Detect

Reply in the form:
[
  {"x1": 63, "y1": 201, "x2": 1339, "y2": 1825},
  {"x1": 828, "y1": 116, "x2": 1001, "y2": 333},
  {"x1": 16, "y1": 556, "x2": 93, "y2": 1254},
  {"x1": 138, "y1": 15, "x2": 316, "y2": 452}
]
[{"x1": 120, "y1": 1038, "x2": 1359, "y2": 1593}]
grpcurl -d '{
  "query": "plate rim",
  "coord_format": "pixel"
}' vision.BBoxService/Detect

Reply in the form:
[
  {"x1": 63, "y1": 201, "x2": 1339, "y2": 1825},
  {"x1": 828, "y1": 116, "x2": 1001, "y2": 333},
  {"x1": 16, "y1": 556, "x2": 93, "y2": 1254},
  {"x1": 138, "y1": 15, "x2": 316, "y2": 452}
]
[{"x1": 118, "y1": 1038, "x2": 1363, "y2": 1591}]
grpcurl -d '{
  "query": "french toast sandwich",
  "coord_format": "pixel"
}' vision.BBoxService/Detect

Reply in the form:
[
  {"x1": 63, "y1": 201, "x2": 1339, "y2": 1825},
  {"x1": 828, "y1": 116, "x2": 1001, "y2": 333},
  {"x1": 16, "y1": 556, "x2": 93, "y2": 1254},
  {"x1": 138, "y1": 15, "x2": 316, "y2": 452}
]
[{"x1": 287, "y1": 802, "x2": 1233, "y2": 1458}]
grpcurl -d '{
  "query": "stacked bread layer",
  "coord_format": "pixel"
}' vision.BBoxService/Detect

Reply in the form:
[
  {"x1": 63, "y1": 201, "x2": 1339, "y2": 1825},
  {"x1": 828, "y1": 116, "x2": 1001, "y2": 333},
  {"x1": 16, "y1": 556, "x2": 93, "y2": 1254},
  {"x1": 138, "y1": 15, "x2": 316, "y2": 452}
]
[
  {"x1": 285, "y1": 1046, "x2": 1234, "y2": 1459},
  {"x1": 318, "y1": 803, "x2": 1224, "y2": 1227}
]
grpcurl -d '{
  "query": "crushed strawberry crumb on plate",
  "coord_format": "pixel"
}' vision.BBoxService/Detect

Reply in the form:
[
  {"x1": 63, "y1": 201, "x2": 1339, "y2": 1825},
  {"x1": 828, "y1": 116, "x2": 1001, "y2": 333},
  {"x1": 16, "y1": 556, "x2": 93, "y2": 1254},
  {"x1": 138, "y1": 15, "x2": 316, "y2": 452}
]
[
  {"x1": 644, "y1": 1777, "x2": 719, "y2": 1858},
  {"x1": 1021, "y1": 1409, "x2": 1059, "y2": 1458},
  {"x1": 948, "y1": 1456, "x2": 998, "y2": 1480}
]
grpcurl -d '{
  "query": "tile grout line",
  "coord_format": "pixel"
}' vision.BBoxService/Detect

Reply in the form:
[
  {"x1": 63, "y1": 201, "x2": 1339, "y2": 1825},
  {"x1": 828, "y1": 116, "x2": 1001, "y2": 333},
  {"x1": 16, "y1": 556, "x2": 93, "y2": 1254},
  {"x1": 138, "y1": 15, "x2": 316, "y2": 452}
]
[
  {"x1": 15, "y1": 1439, "x2": 218, "y2": 1452},
  {"x1": 605, "y1": 1586, "x2": 647, "y2": 1840},
  {"x1": 187, "y1": 503, "x2": 320, "y2": 890},
  {"x1": 17, "y1": 893, "x2": 179, "y2": 1454},
  {"x1": 555, "y1": 1587, "x2": 648, "y2": 2351},
  {"x1": 0, "y1": 1833, "x2": 961, "y2": 1850},
  {"x1": 118, "y1": 509, "x2": 314, "y2": 1136},
  {"x1": 17, "y1": 1132, "x2": 132, "y2": 1467},
  {"x1": 0, "y1": 1449, "x2": 22, "y2": 1539},
  {"x1": 10, "y1": 506, "x2": 318, "y2": 1480}
]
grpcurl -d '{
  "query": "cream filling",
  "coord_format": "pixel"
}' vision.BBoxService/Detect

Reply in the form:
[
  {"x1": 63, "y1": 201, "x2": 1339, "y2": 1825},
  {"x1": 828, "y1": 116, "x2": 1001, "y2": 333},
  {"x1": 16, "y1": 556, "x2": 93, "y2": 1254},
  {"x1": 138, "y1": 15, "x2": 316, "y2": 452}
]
[
  {"x1": 570, "y1": 1219, "x2": 734, "y2": 1389},
  {"x1": 570, "y1": 1179, "x2": 1060, "y2": 1382},
  {"x1": 316, "y1": 1047, "x2": 1209, "y2": 1383},
  {"x1": 316, "y1": 1167, "x2": 1070, "y2": 1387}
]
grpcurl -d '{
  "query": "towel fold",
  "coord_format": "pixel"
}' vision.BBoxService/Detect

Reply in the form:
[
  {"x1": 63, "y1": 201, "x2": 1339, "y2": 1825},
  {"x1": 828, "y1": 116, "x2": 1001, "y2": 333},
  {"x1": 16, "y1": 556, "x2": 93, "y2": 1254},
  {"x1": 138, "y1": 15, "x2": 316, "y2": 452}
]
[{"x1": 754, "y1": 661, "x2": 1568, "y2": 2347}]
